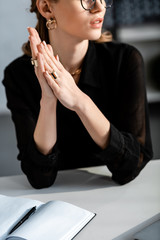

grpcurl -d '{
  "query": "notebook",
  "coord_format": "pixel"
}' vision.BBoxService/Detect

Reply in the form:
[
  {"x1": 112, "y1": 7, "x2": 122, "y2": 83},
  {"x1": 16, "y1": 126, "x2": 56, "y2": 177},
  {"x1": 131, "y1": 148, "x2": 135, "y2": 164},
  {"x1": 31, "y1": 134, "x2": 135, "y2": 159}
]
[{"x1": 0, "y1": 195, "x2": 96, "y2": 240}]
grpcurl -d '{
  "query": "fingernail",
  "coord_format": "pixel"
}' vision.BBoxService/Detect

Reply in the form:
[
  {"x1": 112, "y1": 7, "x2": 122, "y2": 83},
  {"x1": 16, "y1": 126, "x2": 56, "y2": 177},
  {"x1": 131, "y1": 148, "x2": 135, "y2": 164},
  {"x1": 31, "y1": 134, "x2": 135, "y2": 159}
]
[
  {"x1": 40, "y1": 42, "x2": 44, "y2": 48},
  {"x1": 56, "y1": 55, "x2": 59, "y2": 61},
  {"x1": 43, "y1": 41, "x2": 47, "y2": 46}
]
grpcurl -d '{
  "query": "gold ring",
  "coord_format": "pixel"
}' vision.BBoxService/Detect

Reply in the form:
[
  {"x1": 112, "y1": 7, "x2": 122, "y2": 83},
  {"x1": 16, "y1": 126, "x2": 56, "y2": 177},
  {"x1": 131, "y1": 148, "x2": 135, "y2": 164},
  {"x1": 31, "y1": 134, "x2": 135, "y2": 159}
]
[
  {"x1": 31, "y1": 58, "x2": 38, "y2": 67},
  {"x1": 51, "y1": 71, "x2": 58, "y2": 79}
]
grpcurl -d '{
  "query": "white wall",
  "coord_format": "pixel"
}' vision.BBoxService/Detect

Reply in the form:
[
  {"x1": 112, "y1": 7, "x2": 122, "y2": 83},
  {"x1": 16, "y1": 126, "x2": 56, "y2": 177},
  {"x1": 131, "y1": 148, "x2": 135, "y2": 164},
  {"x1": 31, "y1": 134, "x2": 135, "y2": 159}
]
[{"x1": 0, "y1": 0, "x2": 36, "y2": 114}]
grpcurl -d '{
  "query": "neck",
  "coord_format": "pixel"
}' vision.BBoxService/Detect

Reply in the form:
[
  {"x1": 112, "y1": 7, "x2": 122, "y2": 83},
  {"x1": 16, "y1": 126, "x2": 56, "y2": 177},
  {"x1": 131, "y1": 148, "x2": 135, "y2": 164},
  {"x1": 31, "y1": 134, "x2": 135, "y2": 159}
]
[{"x1": 49, "y1": 31, "x2": 89, "y2": 74}]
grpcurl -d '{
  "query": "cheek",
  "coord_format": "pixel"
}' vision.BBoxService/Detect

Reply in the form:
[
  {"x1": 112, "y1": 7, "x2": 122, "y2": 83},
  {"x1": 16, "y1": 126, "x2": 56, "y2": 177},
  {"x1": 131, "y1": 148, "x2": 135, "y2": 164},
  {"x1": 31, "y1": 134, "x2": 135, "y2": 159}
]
[
  {"x1": 57, "y1": 13, "x2": 89, "y2": 34},
  {"x1": 55, "y1": 3, "x2": 89, "y2": 30}
]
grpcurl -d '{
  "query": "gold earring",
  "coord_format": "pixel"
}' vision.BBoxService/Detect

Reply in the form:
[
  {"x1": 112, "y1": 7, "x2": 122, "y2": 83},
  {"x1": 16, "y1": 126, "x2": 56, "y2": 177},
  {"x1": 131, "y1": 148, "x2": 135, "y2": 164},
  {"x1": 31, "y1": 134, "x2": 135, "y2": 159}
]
[{"x1": 46, "y1": 18, "x2": 57, "y2": 30}]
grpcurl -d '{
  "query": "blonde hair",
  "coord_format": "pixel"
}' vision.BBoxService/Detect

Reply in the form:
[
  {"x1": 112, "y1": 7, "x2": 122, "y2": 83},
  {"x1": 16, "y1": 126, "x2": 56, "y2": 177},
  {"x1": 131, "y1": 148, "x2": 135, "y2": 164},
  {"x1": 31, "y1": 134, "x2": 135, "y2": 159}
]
[
  {"x1": 96, "y1": 31, "x2": 112, "y2": 43},
  {"x1": 22, "y1": 0, "x2": 112, "y2": 56}
]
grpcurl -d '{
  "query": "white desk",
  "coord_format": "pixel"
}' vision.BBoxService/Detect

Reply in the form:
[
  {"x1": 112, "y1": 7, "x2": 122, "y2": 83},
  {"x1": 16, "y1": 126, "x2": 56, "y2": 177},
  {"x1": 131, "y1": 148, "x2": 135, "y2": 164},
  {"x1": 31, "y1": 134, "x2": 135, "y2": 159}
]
[{"x1": 0, "y1": 160, "x2": 160, "y2": 240}]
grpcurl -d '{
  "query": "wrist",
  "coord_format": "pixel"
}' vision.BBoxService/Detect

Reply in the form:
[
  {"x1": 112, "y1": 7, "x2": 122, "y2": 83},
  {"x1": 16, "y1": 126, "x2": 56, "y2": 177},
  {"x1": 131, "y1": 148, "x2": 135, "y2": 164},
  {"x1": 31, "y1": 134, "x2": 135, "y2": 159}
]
[
  {"x1": 40, "y1": 97, "x2": 57, "y2": 110},
  {"x1": 74, "y1": 92, "x2": 91, "y2": 115}
]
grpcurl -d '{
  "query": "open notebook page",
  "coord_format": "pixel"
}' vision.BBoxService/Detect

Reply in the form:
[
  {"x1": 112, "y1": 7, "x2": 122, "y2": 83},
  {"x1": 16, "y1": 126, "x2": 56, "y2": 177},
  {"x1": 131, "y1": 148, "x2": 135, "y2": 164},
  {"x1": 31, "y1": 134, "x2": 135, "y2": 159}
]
[
  {"x1": 7, "y1": 201, "x2": 95, "y2": 240},
  {"x1": 0, "y1": 195, "x2": 42, "y2": 240}
]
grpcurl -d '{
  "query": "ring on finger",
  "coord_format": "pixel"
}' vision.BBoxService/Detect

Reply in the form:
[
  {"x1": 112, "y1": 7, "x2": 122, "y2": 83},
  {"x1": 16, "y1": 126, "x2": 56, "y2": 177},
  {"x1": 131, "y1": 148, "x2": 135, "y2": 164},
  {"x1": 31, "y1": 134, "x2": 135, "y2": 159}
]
[
  {"x1": 31, "y1": 58, "x2": 38, "y2": 67},
  {"x1": 50, "y1": 71, "x2": 58, "y2": 79}
]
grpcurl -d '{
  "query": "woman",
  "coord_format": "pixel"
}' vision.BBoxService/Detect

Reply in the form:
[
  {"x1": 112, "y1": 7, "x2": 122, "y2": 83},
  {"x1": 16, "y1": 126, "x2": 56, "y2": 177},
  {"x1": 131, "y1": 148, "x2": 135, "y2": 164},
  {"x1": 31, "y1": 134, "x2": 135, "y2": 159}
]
[{"x1": 3, "y1": 0, "x2": 153, "y2": 189}]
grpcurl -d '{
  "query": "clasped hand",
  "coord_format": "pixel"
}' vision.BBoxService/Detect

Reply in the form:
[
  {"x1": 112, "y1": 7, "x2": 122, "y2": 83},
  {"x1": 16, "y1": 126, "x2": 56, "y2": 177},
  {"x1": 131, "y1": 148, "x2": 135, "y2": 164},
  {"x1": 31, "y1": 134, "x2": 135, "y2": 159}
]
[{"x1": 28, "y1": 27, "x2": 84, "y2": 111}]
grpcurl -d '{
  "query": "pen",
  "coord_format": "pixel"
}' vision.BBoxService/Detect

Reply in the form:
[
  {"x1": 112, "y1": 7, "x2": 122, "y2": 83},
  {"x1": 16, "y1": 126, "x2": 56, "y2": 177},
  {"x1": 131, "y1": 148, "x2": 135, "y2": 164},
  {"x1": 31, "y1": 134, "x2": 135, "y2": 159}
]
[{"x1": 9, "y1": 206, "x2": 36, "y2": 234}]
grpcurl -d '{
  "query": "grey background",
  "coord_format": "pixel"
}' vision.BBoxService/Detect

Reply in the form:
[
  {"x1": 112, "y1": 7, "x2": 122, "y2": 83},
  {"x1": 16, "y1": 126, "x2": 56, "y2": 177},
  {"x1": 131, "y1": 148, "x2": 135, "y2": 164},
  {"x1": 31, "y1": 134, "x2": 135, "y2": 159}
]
[
  {"x1": 0, "y1": 0, "x2": 36, "y2": 113},
  {"x1": 0, "y1": 0, "x2": 36, "y2": 175},
  {"x1": 0, "y1": 1, "x2": 160, "y2": 177}
]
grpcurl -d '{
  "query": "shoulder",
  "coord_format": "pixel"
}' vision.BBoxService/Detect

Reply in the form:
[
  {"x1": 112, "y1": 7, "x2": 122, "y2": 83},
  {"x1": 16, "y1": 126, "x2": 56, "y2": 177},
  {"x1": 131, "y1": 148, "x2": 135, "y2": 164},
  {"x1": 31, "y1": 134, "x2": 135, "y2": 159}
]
[
  {"x1": 3, "y1": 55, "x2": 36, "y2": 87},
  {"x1": 5, "y1": 55, "x2": 32, "y2": 75},
  {"x1": 94, "y1": 40, "x2": 142, "y2": 60},
  {"x1": 92, "y1": 41, "x2": 144, "y2": 73}
]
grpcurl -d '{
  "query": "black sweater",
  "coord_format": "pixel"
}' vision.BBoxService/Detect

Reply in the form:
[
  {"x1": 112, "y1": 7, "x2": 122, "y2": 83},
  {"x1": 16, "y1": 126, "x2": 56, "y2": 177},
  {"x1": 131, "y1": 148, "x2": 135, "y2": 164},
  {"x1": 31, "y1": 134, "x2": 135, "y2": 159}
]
[{"x1": 2, "y1": 41, "x2": 153, "y2": 188}]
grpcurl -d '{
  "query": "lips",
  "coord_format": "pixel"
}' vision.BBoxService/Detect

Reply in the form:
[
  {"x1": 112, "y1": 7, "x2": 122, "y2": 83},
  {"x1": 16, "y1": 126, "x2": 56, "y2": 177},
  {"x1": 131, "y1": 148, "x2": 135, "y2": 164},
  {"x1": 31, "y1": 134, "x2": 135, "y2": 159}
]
[
  {"x1": 90, "y1": 18, "x2": 103, "y2": 25},
  {"x1": 90, "y1": 18, "x2": 104, "y2": 29}
]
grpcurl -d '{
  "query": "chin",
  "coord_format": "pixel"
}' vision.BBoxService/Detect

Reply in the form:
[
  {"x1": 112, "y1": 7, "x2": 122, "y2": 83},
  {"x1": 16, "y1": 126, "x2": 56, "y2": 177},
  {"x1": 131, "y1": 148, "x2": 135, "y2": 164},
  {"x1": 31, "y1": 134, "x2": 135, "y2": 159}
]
[
  {"x1": 89, "y1": 34, "x2": 102, "y2": 41},
  {"x1": 88, "y1": 31, "x2": 102, "y2": 41}
]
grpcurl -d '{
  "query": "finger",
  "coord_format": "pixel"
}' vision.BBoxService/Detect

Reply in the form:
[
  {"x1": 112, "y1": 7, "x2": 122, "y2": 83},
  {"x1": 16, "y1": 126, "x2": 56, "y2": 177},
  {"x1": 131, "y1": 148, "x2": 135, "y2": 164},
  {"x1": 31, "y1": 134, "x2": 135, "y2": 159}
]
[
  {"x1": 44, "y1": 71, "x2": 60, "y2": 94},
  {"x1": 37, "y1": 52, "x2": 45, "y2": 73},
  {"x1": 43, "y1": 57, "x2": 53, "y2": 74},
  {"x1": 47, "y1": 44, "x2": 54, "y2": 56},
  {"x1": 42, "y1": 41, "x2": 54, "y2": 59},
  {"x1": 42, "y1": 41, "x2": 61, "y2": 69},
  {"x1": 37, "y1": 44, "x2": 55, "y2": 73},
  {"x1": 28, "y1": 27, "x2": 41, "y2": 44},
  {"x1": 29, "y1": 35, "x2": 38, "y2": 59},
  {"x1": 38, "y1": 43, "x2": 59, "y2": 72},
  {"x1": 37, "y1": 47, "x2": 60, "y2": 82},
  {"x1": 28, "y1": 27, "x2": 40, "y2": 48},
  {"x1": 28, "y1": 27, "x2": 41, "y2": 58},
  {"x1": 33, "y1": 28, "x2": 42, "y2": 47}
]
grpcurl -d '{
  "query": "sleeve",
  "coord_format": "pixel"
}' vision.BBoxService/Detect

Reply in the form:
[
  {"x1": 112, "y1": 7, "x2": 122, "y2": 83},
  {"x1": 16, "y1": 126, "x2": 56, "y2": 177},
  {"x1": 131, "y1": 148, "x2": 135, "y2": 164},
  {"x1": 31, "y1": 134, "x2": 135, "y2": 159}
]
[
  {"x1": 96, "y1": 46, "x2": 153, "y2": 184},
  {"x1": 2, "y1": 64, "x2": 59, "y2": 189}
]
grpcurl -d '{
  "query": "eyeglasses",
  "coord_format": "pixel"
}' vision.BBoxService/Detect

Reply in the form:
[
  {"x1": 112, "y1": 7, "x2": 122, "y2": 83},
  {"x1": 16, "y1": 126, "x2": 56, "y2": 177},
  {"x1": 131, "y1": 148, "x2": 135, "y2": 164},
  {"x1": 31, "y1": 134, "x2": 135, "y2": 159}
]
[{"x1": 80, "y1": 0, "x2": 113, "y2": 11}]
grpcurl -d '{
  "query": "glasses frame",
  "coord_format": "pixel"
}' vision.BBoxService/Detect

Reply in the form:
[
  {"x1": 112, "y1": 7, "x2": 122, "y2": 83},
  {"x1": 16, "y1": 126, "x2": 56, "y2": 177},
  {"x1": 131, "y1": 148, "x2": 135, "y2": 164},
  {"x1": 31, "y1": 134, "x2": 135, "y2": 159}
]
[{"x1": 80, "y1": 0, "x2": 113, "y2": 11}]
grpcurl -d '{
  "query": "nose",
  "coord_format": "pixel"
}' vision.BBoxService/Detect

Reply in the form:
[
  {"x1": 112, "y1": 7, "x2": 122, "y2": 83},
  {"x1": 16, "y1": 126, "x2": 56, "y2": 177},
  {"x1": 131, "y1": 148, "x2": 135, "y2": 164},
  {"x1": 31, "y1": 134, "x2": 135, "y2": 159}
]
[{"x1": 90, "y1": 0, "x2": 106, "y2": 13}]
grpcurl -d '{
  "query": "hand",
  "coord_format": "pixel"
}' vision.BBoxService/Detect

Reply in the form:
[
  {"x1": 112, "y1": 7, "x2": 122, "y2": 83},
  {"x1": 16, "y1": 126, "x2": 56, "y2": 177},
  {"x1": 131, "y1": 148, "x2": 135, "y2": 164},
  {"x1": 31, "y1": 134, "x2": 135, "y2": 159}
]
[
  {"x1": 37, "y1": 41, "x2": 85, "y2": 111},
  {"x1": 27, "y1": 27, "x2": 57, "y2": 101}
]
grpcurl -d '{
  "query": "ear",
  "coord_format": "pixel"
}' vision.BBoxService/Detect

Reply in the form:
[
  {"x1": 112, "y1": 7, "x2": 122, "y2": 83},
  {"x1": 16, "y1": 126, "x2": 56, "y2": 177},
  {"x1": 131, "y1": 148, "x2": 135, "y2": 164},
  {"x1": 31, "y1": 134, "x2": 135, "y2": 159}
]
[{"x1": 36, "y1": 0, "x2": 54, "y2": 19}]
